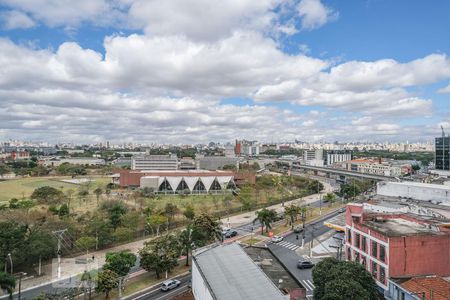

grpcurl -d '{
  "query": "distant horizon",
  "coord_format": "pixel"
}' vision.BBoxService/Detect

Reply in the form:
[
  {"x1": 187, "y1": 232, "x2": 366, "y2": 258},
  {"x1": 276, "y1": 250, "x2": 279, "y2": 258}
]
[
  {"x1": 0, "y1": 138, "x2": 437, "y2": 147},
  {"x1": 1, "y1": 1, "x2": 450, "y2": 143}
]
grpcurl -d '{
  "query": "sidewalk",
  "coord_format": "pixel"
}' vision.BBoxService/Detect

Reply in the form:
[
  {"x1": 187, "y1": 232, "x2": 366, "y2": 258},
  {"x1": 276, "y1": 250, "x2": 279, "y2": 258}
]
[
  {"x1": 16, "y1": 178, "x2": 333, "y2": 292},
  {"x1": 223, "y1": 180, "x2": 333, "y2": 228}
]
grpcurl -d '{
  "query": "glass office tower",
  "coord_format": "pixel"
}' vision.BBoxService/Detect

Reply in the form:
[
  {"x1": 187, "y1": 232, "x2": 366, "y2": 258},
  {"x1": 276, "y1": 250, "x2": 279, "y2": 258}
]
[{"x1": 435, "y1": 136, "x2": 450, "y2": 170}]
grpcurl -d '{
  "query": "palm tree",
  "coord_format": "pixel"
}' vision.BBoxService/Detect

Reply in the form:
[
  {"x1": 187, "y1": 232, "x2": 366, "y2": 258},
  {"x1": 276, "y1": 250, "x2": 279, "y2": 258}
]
[
  {"x1": 253, "y1": 208, "x2": 277, "y2": 234},
  {"x1": 285, "y1": 204, "x2": 300, "y2": 229},
  {"x1": 0, "y1": 272, "x2": 16, "y2": 300},
  {"x1": 299, "y1": 206, "x2": 308, "y2": 247}
]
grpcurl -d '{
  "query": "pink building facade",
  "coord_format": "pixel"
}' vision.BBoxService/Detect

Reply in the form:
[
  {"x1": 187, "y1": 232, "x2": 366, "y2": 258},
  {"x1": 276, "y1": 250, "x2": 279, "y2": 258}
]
[{"x1": 344, "y1": 203, "x2": 450, "y2": 291}]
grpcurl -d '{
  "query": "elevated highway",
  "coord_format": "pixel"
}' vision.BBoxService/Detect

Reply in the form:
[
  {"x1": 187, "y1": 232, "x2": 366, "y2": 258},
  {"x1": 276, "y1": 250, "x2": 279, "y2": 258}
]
[{"x1": 276, "y1": 160, "x2": 394, "y2": 182}]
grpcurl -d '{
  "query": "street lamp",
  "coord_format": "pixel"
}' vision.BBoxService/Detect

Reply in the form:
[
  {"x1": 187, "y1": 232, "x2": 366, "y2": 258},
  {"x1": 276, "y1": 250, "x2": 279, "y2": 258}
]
[
  {"x1": 16, "y1": 272, "x2": 27, "y2": 300},
  {"x1": 7, "y1": 253, "x2": 13, "y2": 275}
]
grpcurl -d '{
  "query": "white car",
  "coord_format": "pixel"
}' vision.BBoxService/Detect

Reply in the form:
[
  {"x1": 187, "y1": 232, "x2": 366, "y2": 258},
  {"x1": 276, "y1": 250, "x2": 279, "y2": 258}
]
[
  {"x1": 271, "y1": 235, "x2": 283, "y2": 243},
  {"x1": 160, "y1": 279, "x2": 181, "y2": 291}
]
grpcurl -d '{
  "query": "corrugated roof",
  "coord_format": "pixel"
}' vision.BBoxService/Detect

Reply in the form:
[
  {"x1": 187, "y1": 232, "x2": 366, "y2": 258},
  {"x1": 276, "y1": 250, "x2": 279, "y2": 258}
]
[
  {"x1": 400, "y1": 277, "x2": 450, "y2": 300},
  {"x1": 194, "y1": 243, "x2": 286, "y2": 300}
]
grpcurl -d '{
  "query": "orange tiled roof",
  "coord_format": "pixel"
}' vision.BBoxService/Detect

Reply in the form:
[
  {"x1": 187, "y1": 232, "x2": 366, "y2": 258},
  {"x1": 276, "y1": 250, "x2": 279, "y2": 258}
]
[{"x1": 400, "y1": 277, "x2": 450, "y2": 300}]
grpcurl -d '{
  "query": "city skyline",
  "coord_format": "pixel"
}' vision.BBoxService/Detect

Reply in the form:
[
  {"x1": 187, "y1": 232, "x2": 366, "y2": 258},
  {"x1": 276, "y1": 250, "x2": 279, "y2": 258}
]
[{"x1": 1, "y1": 0, "x2": 450, "y2": 143}]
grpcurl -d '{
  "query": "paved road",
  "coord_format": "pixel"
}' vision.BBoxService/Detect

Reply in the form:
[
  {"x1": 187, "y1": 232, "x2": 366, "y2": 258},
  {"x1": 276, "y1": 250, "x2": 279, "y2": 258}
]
[
  {"x1": 127, "y1": 274, "x2": 191, "y2": 300},
  {"x1": 1, "y1": 260, "x2": 145, "y2": 300},
  {"x1": 267, "y1": 209, "x2": 343, "y2": 299}
]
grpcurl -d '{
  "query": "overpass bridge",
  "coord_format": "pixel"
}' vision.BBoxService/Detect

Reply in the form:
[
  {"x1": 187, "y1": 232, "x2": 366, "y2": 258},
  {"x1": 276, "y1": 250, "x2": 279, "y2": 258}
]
[{"x1": 276, "y1": 160, "x2": 395, "y2": 182}]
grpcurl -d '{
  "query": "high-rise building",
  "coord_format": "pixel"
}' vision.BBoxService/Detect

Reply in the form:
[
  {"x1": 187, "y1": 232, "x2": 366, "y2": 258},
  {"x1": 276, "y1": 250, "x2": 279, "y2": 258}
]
[{"x1": 435, "y1": 136, "x2": 450, "y2": 170}]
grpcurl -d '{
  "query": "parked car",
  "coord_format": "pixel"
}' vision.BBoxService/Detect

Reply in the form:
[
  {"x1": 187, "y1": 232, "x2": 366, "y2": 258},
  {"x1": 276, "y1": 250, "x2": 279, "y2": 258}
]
[
  {"x1": 221, "y1": 227, "x2": 231, "y2": 235},
  {"x1": 297, "y1": 260, "x2": 314, "y2": 269},
  {"x1": 160, "y1": 279, "x2": 181, "y2": 291},
  {"x1": 338, "y1": 207, "x2": 346, "y2": 213},
  {"x1": 293, "y1": 227, "x2": 304, "y2": 233},
  {"x1": 271, "y1": 235, "x2": 283, "y2": 243},
  {"x1": 224, "y1": 230, "x2": 238, "y2": 238}
]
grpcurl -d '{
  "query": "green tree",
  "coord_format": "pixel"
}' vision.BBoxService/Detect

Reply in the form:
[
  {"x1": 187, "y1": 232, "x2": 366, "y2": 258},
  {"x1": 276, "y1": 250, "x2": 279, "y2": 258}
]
[
  {"x1": 183, "y1": 204, "x2": 195, "y2": 221},
  {"x1": 322, "y1": 279, "x2": 369, "y2": 300},
  {"x1": 27, "y1": 231, "x2": 55, "y2": 276},
  {"x1": 8, "y1": 198, "x2": 35, "y2": 211},
  {"x1": 0, "y1": 164, "x2": 11, "y2": 176},
  {"x1": 104, "y1": 251, "x2": 137, "y2": 278},
  {"x1": 85, "y1": 213, "x2": 114, "y2": 249},
  {"x1": 76, "y1": 236, "x2": 97, "y2": 256},
  {"x1": 323, "y1": 193, "x2": 336, "y2": 207},
  {"x1": 284, "y1": 204, "x2": 300, "y2": 229},
  {"x1": 58, "y1": 203, "x2": 70, "y2": 218},
  {"x1": 238, "y1": 185, "x2": 255, "y2": 211},
  {"x1": 164, "y1": 203, "x2": 179, "y2": 227},
  {"x1": 0, "y1": 221, "x2": 27, "y2": 269},
  {"x1": 312, "y1": 258, "x2": 378, "y2": 300},
  {"x1": 139, "y1": 235, "x2": 179, "y2": 279},
  {"x1": 78, "y1": 189, "x2": 89, "y2": 203},
  {"x1": 30, "y1": 186, "x2": 65, "y2": 205},
  {"x1": 80, "y1": 270, "x2": 97, "y2": 300},
  {"x1": 177, "y1": 225, "x2": 205, "y2": 266},
  {"x1": 253, "y1": 208, "x2": 277, "y2": 234},
  {"x1": 108, "y1": 203, "x2": 127, "y2": 230},
  {"x1": 113, "y1": 227, "x2": 134, "y2": 243},
  {"x1": 0, "y1": 272, "x2": 16, "y2": 300},
  {"x1": 94, "y1": 187, "x2": 103, "y2": 207},
  {"x1": 147, "y1": 214, "x2": 168, "y2": 236},
  {"x1": 193, "y1": 213, "x2": 222, "y2": 242},
  {"x1": 96, "y1": 270, "x2": 118, "y2": 299},
  {"x1": 221, "y1": 195, "x2": 233, "y2": 214}
]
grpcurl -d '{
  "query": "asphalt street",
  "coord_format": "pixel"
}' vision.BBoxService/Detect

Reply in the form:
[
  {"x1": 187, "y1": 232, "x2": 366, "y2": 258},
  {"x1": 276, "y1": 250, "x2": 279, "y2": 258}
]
[
  {"x1": 126, "y1": 274, "x2": 191, "y2": 300},
  {"x1": 267, "y1": 209, "x2": 343, "y2": 299}
]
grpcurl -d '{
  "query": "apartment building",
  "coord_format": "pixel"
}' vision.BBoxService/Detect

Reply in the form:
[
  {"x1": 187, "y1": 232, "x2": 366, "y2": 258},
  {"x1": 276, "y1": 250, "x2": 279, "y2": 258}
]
[
  {"x1": 344, "y1": 203, "x2": 450, "y2": 293},
  {"x1": 346, "y1": 158, "x2": 410, "y2": 177}
]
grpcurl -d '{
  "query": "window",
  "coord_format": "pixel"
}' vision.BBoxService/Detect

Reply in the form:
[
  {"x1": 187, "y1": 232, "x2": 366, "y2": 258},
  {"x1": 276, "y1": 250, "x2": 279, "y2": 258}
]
[
  {"x1": 372, "y1": 241, "x2": 378, "y2": 258},
  {"x1": 380, "y1": 245, "x2": 386, "y2": 262},
  {"x1": 361, "y1": 256, "x2": 366, "y2": 269},
  {"x1": 362, "y1": 236, "x2": 367, "y2": 252},
  {"x1": 347, "y1": 247, "x2": 352, "y2": 261},
  {"x1": 380, "y1": 267, "x2": 386, "y2": 284},
  {"x1": 355, "y1": 233, "x2": 360, "y2": 248},
  {"x1": 354, "y1": 252, "x2": 360, "y2": 263},
  {"x1": 371, "y1": 261, "x2": 378, "y2": 278},
  {"x1": 347, "y1": 229, "x2": 352, "y2": 243}
]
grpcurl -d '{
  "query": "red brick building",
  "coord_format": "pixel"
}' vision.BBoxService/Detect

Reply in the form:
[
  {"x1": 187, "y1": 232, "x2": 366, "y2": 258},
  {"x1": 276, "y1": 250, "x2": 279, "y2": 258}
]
[{"x1": 345, "y1": 203, "x2": 450, "y2": 292}]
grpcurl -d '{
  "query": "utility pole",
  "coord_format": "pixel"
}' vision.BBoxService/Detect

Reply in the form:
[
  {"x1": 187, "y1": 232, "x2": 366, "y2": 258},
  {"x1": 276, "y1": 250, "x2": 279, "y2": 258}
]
[
  {"x1": 318, "y1": 181, "x2": 322, "y2": 216},
  {"x1": 309, "y1": 225, "x2": 314, "y2": 258},
  {"x1": 52, "y1": 229, "x2": 67, "y2": 279}
]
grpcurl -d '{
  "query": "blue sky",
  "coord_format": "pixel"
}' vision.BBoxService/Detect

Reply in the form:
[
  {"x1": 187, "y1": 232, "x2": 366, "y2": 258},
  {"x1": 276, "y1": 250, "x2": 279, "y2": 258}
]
[{"x1": 0, "y1": 0, "x2": 449, "y2": 143}]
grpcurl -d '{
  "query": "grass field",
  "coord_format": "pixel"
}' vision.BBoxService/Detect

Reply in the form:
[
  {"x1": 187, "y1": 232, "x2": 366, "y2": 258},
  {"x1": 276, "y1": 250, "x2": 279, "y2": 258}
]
[{"x1": 0, "y1": 176, "x2": 112, "y2": 203}]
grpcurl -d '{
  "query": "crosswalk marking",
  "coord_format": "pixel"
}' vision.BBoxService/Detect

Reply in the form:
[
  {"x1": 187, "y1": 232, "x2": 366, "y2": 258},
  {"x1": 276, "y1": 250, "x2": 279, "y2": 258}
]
[
  {"x1": 277, "y1": 241, "x2": 300, "y2": 251},
  {"x1": 301, "y1": 279, "x2": 315, "y2": 291}
]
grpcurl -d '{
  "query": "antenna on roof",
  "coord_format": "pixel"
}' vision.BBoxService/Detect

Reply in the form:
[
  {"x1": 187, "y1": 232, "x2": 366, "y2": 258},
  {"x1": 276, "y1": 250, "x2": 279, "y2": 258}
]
[{"x1": 441, "y1": 125, "x2": 445, "y2": 137}]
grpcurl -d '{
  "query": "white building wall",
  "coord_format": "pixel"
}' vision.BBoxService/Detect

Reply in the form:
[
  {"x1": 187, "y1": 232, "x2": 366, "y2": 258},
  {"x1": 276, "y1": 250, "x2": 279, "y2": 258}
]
[
  {"x1": 377, "y1": 182, "x2": 450, "y2": 206},
  {"x1": 192, "y1": 260, "x2": 214, "y2": 300}
]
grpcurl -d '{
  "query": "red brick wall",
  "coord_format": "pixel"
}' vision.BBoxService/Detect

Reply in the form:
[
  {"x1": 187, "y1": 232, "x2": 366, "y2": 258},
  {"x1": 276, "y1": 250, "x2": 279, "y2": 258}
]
[
  {"x1": 389, "y1": 235, "x2": 450, "y2": 277},
  {"x1": 119, "y1": 171, "x2": 143, "y2": 187}
]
